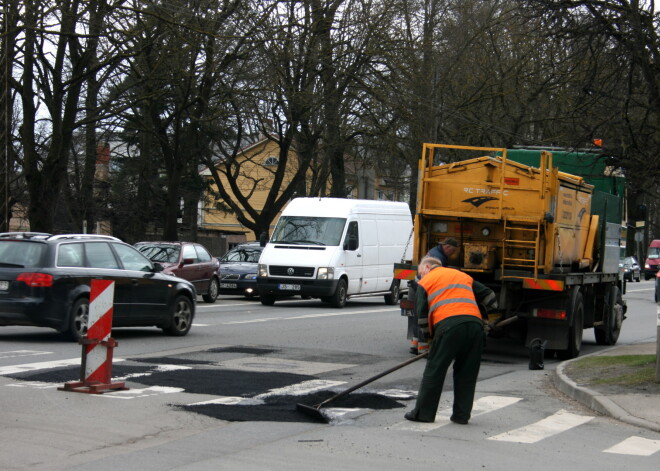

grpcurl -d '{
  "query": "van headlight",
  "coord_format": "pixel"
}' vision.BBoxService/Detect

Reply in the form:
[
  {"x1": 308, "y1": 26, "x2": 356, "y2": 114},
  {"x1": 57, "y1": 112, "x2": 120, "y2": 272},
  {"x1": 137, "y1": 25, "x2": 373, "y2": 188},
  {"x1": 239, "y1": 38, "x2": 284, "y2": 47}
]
[
  {"x1": 258, "y1": 264, "x2": 268, "y2": 277},
  {"x1": 317, "y1": 267, "x2": 334, "y2": 280}
]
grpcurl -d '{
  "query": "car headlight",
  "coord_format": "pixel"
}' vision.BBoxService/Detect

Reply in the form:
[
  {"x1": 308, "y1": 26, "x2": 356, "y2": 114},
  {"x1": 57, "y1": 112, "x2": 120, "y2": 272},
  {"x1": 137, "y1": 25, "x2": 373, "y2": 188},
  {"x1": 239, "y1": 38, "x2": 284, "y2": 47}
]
[
  {"x1": 258, "y1": 264, "x2": 268, "y2": 277},
  {"x1": 317, "y1": 267, "x2": 334, "y2": 280},
  {"x1": 645, "y1": 263, "x2": 651, "y2": 269},
  {"x1": 245, "y1": 274, "x2": 257, "y2": 280}
]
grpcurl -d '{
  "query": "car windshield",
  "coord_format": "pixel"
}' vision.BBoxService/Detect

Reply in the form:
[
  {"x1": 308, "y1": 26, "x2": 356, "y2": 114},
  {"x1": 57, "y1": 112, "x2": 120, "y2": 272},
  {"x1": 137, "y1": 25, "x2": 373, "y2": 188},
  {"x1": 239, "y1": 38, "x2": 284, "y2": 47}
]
[
  {"x1": 221, "y1": 247, "x2": 262, "y2": 263},
  {"x1": 271, "y1": 216, "x2": 346, "y2": 246},
  {"x1": 648, "y1": 247, "x2": 660, "y2": 259},
  {"x1": 0, "y1": 241, "x2": 46, "y2": 268},
  {"x1": 137, "y1": 244, "x2": 180, "y2": 263}
]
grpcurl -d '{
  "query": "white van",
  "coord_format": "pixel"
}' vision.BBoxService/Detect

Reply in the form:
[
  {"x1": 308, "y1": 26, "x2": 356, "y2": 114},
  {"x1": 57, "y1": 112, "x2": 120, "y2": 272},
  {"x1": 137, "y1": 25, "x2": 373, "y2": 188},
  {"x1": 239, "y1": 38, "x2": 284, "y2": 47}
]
[{"x1": 257, "y1": 198, "x2": 413, "y2": 307}]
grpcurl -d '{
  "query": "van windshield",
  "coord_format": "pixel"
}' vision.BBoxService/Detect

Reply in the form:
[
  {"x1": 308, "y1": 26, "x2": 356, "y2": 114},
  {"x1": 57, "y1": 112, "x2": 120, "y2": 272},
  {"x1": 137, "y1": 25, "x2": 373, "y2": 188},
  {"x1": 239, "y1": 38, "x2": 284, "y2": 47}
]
[
  {"x1": 648, "y1": 247, "x2": 660, "y2": 259},
  {"x1": 271, "y1": 216, "x2": 346, "y2": 246}
]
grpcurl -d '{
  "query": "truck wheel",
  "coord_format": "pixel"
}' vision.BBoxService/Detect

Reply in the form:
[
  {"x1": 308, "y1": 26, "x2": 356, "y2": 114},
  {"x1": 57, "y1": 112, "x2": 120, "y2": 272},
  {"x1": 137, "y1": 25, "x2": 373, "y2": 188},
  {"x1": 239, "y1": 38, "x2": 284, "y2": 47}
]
[
  {"x1": 384, "y1": 280, "x2": 400, "y2": 305},
  {"x1": 260, "y1": 294, "x2": 276, "y2": 306},
  {"x1": 594, "y1": 286, "x2": 623, "y2": 345},
  {"x1": 331, "y1": 279, "x2": 347, "y2": 308},
  {"x1": 558, "y1": 290, "x2": 583, "y2": 360}
]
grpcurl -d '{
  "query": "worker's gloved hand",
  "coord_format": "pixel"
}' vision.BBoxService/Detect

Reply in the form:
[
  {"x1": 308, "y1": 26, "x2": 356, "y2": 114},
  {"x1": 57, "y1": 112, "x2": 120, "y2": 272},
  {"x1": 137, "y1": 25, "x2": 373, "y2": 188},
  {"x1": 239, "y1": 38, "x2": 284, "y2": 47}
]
[{"x1": 480, "y1": 291, "x2": 498, "y2": 313}]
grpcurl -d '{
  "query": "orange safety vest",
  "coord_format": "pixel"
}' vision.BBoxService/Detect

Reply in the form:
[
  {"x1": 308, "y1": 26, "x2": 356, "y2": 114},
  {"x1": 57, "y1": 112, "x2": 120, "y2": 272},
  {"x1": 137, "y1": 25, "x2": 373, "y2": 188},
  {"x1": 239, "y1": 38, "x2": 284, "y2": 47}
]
[{"x1": 418, "y1": 267, "x2": 481, "y2": 334}]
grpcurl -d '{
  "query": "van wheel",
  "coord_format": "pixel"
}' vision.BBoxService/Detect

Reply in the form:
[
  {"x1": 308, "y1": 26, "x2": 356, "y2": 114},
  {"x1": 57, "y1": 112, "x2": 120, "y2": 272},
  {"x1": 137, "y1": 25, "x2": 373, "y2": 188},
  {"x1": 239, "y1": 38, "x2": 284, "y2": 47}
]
[
  {"x1": 384, "y1": 280, "x2": 400, "y2": 305},
  {"x1": 331, "y1": 279, "x2": 347, "y2": 308},
  {"x1": 261, "y1": 294, "x2": 276, "y2": 306}
]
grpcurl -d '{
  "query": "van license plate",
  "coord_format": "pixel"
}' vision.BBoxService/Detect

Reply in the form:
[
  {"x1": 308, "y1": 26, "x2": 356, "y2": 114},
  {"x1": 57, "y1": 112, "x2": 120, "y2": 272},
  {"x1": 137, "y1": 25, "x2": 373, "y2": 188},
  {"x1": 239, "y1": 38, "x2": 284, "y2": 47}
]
[
  {"x1": 220, "y1": 283, "x2": 237, "y2": 289},
  {"x1": 279, "y1": 284, "x2": 301, "y2": 291},
  {"x1": 0, "y1": 281, "x2": 7, "y2": 290}
]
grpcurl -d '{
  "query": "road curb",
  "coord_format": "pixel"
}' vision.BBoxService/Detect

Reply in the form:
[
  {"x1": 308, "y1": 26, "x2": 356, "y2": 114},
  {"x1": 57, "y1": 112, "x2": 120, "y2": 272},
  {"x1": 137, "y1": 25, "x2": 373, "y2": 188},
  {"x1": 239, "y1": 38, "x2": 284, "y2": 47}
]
[{"x1": 554, "y1": 355, "x2": 660, "y2": 433}]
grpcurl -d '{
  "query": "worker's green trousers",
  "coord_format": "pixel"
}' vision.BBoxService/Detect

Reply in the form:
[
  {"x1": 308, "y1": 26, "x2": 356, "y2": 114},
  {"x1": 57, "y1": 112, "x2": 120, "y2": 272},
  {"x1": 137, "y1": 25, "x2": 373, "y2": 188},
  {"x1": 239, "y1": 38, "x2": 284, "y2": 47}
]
[{"x1": 410, "y1": 320, "x2": 484, "y2": 423}]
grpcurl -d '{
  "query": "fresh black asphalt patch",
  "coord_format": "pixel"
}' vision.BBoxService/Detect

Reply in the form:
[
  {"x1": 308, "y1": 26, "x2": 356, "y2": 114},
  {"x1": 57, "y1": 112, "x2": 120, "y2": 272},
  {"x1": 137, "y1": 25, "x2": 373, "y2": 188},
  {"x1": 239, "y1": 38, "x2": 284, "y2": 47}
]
[
  {"x1": 6, "y1": 364, "x2": 153, "y2": 383},
  {"x1": 133, "y1": 368, "x2": 316, "y2": 396},
  {"x1": 181, "y1": 390, "x2": 405, "y2": 423},
  {"x1": 206, "y1": 346, "x2": 279, "y2": 355},
  {"x1": 5, "y1": 345, "x2": 411, "y2": 424}
]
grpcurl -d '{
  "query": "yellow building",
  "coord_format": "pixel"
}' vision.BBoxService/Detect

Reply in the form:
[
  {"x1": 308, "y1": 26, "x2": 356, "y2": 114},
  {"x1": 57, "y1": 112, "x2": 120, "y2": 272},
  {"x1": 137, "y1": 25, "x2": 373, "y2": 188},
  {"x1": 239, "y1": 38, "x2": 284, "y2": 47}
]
[
  {"x1": 199, "y1": 136, "x2": 411, "y2": 244},
  {"x1": 199, "y1": 137, "x2": 306, "y2": 242}
]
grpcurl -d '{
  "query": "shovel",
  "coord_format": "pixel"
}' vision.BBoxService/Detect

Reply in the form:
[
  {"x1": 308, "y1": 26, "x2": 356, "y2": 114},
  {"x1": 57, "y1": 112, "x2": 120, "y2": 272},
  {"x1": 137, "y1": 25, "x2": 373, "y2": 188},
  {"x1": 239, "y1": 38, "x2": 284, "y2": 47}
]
[{"x1": 296, "y1": 351, "x2": 429, "y2": 423}]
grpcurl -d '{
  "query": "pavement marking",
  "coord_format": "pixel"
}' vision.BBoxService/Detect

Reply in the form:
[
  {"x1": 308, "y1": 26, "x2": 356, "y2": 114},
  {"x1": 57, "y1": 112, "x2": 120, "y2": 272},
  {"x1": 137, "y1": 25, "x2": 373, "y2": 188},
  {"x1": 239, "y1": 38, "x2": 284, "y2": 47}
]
[
  {"x1": 603, "y1": 436, "x2": 660, "y2": 456},
  {"x1": 6, "y1": 381, "x2": 59, "y2": 389},
  {"x1": 0, "y1": 357, "x2": 124, "y2": 376},
  {"x1": 189, "y1": 379, "x2": 347, "y2": 406},
  {"x1": 214, "y1": 356, "x2": 355, "y2": 375},
  {"x1": 391, "y1": 395, "x2": 522, "y2": 432},
  {"x1": 100, "y1": 386, "x2": 185, "y2": 399},
  {"x1": 221, "y1": 307, "x2": 398, "y2": 325},
  {"x1": 488, "y1": 409, "x2": 593, "y2": 443},
  {"x1": 0, "y1": 350, "x2": 52, "y2": 359}
]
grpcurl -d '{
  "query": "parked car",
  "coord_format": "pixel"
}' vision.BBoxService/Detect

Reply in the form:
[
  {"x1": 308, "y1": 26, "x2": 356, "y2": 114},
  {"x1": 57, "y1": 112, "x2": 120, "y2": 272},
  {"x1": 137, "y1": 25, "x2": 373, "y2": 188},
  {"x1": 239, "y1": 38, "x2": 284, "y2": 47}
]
[
  {"x1": 0, "y1": 233, "x2": 196, "y2": 341},
  {"x1": 217, "y1": 243, "x2": 263, "y2": 298},
  {"x1": 619, "y1": 256, "x2": 641, "y2": 282},
  {"x1": 135, "y1": 241, "x2": 219, "y2": 303}
]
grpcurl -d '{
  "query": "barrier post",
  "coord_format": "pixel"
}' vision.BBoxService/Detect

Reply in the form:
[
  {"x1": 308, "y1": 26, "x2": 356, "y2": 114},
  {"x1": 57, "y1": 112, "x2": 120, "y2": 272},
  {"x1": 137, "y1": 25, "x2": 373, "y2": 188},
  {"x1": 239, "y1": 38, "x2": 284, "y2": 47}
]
[{"x1": 59, "y1": 279, "x2": 128, "y2": 394}]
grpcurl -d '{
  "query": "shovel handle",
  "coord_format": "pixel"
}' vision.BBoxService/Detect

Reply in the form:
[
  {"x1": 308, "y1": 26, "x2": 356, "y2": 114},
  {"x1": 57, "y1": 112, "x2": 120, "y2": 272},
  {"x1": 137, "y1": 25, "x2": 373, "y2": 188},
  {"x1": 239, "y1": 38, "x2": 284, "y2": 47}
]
[{"x1": 316, "y1": 351, "x2": 429, "y2": 408}]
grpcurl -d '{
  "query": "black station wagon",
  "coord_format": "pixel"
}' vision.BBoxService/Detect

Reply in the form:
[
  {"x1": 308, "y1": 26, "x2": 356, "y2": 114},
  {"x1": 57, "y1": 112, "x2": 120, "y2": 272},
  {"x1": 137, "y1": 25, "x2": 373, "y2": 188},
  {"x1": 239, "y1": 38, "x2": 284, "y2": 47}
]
[{"x1": 0, "y1": 233, "x2": 196, "y2": 341}]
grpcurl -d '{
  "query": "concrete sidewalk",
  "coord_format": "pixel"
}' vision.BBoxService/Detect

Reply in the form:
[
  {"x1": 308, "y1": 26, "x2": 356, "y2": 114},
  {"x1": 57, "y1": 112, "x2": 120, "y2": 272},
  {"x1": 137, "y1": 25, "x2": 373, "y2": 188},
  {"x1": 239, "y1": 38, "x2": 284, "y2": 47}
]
[{"x1": 554, "y1": 342, "x2": 660, "y2": 433}]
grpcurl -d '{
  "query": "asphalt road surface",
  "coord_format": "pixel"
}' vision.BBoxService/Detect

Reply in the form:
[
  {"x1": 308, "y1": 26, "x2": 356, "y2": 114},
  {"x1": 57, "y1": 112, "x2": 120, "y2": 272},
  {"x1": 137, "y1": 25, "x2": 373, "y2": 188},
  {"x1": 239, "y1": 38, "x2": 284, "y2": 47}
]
[{"x1": 0, "y1": 281, "x2": 658, "y2": 470}]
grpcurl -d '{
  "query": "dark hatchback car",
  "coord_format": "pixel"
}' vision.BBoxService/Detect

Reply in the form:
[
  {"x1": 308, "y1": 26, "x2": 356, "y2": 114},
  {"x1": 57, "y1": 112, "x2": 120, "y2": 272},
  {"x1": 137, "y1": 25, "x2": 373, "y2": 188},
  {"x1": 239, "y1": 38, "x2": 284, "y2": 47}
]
[
  {"x1": 135, "y1": 241, "x2": 219, "y2": 303},
  {"x1": 217, "y1": 243, "x2": 263, "y2": 298},
  {"x1": 0, "y1": 233, "x2": 196, "y2": 341}
]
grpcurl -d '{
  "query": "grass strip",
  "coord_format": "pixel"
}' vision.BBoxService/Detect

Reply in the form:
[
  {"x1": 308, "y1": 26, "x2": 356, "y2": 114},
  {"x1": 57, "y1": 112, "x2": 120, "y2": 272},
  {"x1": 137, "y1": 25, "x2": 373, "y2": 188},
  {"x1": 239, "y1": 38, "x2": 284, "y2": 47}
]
[{"x1": 567, "y1": 355, "x2": 657, "y2": 386}]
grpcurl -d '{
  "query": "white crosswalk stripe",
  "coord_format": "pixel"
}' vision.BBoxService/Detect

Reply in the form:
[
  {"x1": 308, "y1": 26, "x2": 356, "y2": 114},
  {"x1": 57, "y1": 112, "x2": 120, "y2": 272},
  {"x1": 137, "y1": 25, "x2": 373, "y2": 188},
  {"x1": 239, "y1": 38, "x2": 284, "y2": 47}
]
[
  {"x1": 488, "y1": 409, "x2": 594, "y2": 443},
  {"x1": 603, "y1": 436, "x2": 660, "y2": 456},
  {"x1": 391, "y1": 395, "x2": 522, "y2": 432}
]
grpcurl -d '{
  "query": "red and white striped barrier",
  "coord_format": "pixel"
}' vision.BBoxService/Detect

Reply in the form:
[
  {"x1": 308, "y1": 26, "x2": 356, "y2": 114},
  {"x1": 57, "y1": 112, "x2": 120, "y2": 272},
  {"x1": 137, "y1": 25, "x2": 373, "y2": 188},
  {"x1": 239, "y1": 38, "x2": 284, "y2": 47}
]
[{"x1": 59, "y1": 280, "x2": 128, "y2": 394}]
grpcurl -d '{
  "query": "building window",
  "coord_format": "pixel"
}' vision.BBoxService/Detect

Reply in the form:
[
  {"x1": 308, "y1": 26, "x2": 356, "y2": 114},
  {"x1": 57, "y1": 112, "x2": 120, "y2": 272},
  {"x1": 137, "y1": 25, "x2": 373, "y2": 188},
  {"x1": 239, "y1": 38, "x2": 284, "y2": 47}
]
[{"x1": 264, "y1": 156, "x2": 279, "y2": 166}]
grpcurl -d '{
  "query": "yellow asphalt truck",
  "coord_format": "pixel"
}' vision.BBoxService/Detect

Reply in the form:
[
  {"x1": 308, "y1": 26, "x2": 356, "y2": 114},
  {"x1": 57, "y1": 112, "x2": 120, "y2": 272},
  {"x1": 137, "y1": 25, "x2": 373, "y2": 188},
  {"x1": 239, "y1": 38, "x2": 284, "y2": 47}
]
[{"x1": 396, "y1": 143, "x2": 626, "y2": 359}]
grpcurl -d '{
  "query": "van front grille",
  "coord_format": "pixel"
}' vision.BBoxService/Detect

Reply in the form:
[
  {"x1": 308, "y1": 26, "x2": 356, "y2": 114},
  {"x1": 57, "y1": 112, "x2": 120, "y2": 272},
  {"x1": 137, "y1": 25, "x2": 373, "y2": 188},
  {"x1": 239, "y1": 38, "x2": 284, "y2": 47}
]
[{"x1": 269, "y1": 266, "x2": 315, "y2": 277}]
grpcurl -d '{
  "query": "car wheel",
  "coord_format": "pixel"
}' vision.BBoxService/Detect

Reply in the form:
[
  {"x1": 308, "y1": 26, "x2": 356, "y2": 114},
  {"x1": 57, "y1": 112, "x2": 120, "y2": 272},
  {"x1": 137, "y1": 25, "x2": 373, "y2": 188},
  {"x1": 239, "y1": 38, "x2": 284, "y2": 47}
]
[
  {"x1": 260, "y1": 294, "x2": 276, "y2": 306},
  {"x1": 66, "y1": 297, "x2": 89, "y2": 342},
  {"x1": 331, "y1": 279, "x2": 347, "y2": 308},
  {"x1": 203, "y1": 278, "x2": 219, "y2": 303},
  {"x1": 163, "y1": 295, "x2": 193, "y2": 336}
]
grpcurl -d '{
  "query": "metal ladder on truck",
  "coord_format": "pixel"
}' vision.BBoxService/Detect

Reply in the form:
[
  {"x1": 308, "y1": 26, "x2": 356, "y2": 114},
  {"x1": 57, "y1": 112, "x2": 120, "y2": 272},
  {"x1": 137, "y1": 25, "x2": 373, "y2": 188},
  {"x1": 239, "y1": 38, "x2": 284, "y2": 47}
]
[{"x1": 500, "y1": 151, "x2": 554, "y2": 280}]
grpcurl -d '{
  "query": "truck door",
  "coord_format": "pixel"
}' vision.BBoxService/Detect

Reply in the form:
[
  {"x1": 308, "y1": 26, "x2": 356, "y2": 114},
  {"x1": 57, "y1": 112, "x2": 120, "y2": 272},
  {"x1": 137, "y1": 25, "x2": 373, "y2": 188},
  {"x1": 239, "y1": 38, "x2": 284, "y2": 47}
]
[{"x1": 343, "y1": 220, "x2": 363, "y2": 294}]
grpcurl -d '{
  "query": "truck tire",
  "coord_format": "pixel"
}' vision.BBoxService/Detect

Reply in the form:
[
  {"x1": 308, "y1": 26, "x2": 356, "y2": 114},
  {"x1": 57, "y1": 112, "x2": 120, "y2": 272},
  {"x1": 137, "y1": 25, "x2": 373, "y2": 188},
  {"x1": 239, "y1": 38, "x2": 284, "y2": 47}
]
[
  {"x1": 384, "y1": 280, "x2": 400, "y2": 305},
  {"x1": 331, "y1": 279, "x2": 347, "y2": 308},
  {"x1": 594, "y1": 286, "x2": 623, "y2": 345},
  {"x1": 558, "y1": 289, "x2": 583, "y2": 360}
]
